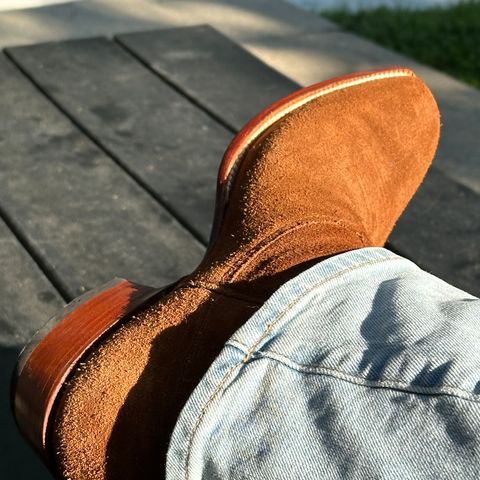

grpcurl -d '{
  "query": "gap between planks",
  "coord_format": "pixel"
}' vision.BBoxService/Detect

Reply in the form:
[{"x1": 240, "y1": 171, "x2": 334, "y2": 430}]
[{"x1": 2, "y1": 46, "x2": 209, "y2": 250}]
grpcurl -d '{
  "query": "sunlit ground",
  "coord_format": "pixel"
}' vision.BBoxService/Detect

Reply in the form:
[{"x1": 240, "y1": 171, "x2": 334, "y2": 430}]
[
  {"x1": 0, "y1": 0, "x2": 78, "y2": 13},
  {"x1": 323, "y1": 1, "x2": 480, "y2": 88}
]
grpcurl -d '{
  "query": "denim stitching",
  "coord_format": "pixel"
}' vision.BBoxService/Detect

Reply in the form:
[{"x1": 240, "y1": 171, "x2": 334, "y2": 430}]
[
  {"x1": 241, "y1": 255, "x2": 402, "y2": 363},
  {"x1": 184, "y1": 360, "x2": 243, "y2": 480},
  {"x1": 184, "y1": 254, "x2": 401, "y2": 477},
  {"x1": 229, "y1": 340, "x2": 480, "y2": 403}
]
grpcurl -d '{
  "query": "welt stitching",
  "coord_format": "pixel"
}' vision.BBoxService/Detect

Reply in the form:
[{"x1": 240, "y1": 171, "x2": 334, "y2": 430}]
[
  {"x1": 241, "y1": 255, "x2": 402, "y2": 363},
  {"x1": 184, "y1": 360, "x2": 243, "y2": 480},
  {"x1": 227, "y1": 70, "x2": 414, "y2": 175},
  {"x1": 225, "y1": 220, "x2": 321, "y2": 281},
  {"x1": 225, "y1": 216, "x2": 369, "y2": 282},
  {"x1": 179, "y1": 280, "x2": 264, "y2": 305},
  {"x1": 184, "y1": 218, "x2": 369, "y2": 301}
]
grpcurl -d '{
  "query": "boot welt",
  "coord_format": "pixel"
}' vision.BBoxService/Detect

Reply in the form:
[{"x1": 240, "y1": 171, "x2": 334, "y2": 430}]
[
  {"x1": 13, "y1": 278, "x2": 168, "y2": 469},
  {"x1": 12, "y1": 66, "x2": 416, "y2": 473}
]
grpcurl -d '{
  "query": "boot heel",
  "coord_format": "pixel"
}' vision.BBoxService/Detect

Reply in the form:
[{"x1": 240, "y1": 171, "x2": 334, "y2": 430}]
[{"x1": 12, "y1": 278, "x2": 163, "y2": 466}]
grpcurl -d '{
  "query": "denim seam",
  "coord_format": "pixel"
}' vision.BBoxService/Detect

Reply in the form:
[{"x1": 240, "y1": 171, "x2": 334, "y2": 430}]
[
  {"x1": 240, "y1": 255, "x2": 403, "y2": 363},
  {"x1": 183, "y1": 255, "x2": 403, "y2": 477},
  {"x1": 230, "y1": 340, "x2": 480, "y2": 403},
  {"x1": 184, "y1": 360, "x2": 244, "y2": 480}
]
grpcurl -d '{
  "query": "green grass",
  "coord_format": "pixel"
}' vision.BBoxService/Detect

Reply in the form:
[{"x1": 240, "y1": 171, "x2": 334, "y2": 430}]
[{"x1": 323, "y1": 1, "x2": 480, "y2": 88}]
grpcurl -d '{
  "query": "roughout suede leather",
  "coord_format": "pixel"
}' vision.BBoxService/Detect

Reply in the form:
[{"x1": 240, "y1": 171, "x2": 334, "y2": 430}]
[{"x1": 53, "y1": 74, "x2": 440, "y2": 480}]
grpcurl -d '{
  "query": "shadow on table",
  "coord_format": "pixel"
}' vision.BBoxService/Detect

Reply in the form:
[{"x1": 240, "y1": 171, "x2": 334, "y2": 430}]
[{"x1": 0, "y1": 345, "x2": 52, "y2": 480}]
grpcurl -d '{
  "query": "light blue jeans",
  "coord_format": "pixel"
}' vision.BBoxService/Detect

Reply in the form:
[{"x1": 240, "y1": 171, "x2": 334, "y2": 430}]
[{"x1": 167, "y1": 248, "x2": 480, "y2": 479}]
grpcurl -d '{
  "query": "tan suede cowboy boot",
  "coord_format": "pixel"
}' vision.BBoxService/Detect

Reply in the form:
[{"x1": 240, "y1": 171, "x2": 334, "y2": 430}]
[{"x1": 13, "y1": 68, "x2": 439, "y2": 479}]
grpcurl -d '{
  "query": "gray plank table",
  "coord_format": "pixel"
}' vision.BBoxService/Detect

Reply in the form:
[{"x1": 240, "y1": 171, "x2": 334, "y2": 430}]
[{"x1": 0, "y1": 25, "x2": 478, "y2": 479}]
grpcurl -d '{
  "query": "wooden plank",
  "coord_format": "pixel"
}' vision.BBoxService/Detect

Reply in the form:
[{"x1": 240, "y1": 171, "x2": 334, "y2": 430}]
[
  {"x1": 0, "y1": 218, "x2": 63, "y2": 480},
  {"x1": 0, "y1": 53, "x2": 203, "y2": 300},
  {"x1": 0, "y1": 220, "x2": 64, "y2": 348},
  {"x1": 117, "y1": 26, "x2": 480, "y2": 297},
  {"x1": 7, "y1": 37, "x2": 233, "y2": 243},
  {"x1": 6, "y1": 28, "x2": 479, "y2": 296},
  {"x1": 116, "y1": 25, "x2": 298, "y2": 130},
  {"x1": 0, "y1": 30, "x2": 285, "y2": 479}
]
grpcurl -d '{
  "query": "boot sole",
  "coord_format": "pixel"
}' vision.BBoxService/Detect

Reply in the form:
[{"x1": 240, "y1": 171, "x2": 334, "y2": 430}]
[{"x1": 12, "y1": 66, "x2": 416, "y2": 471}]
